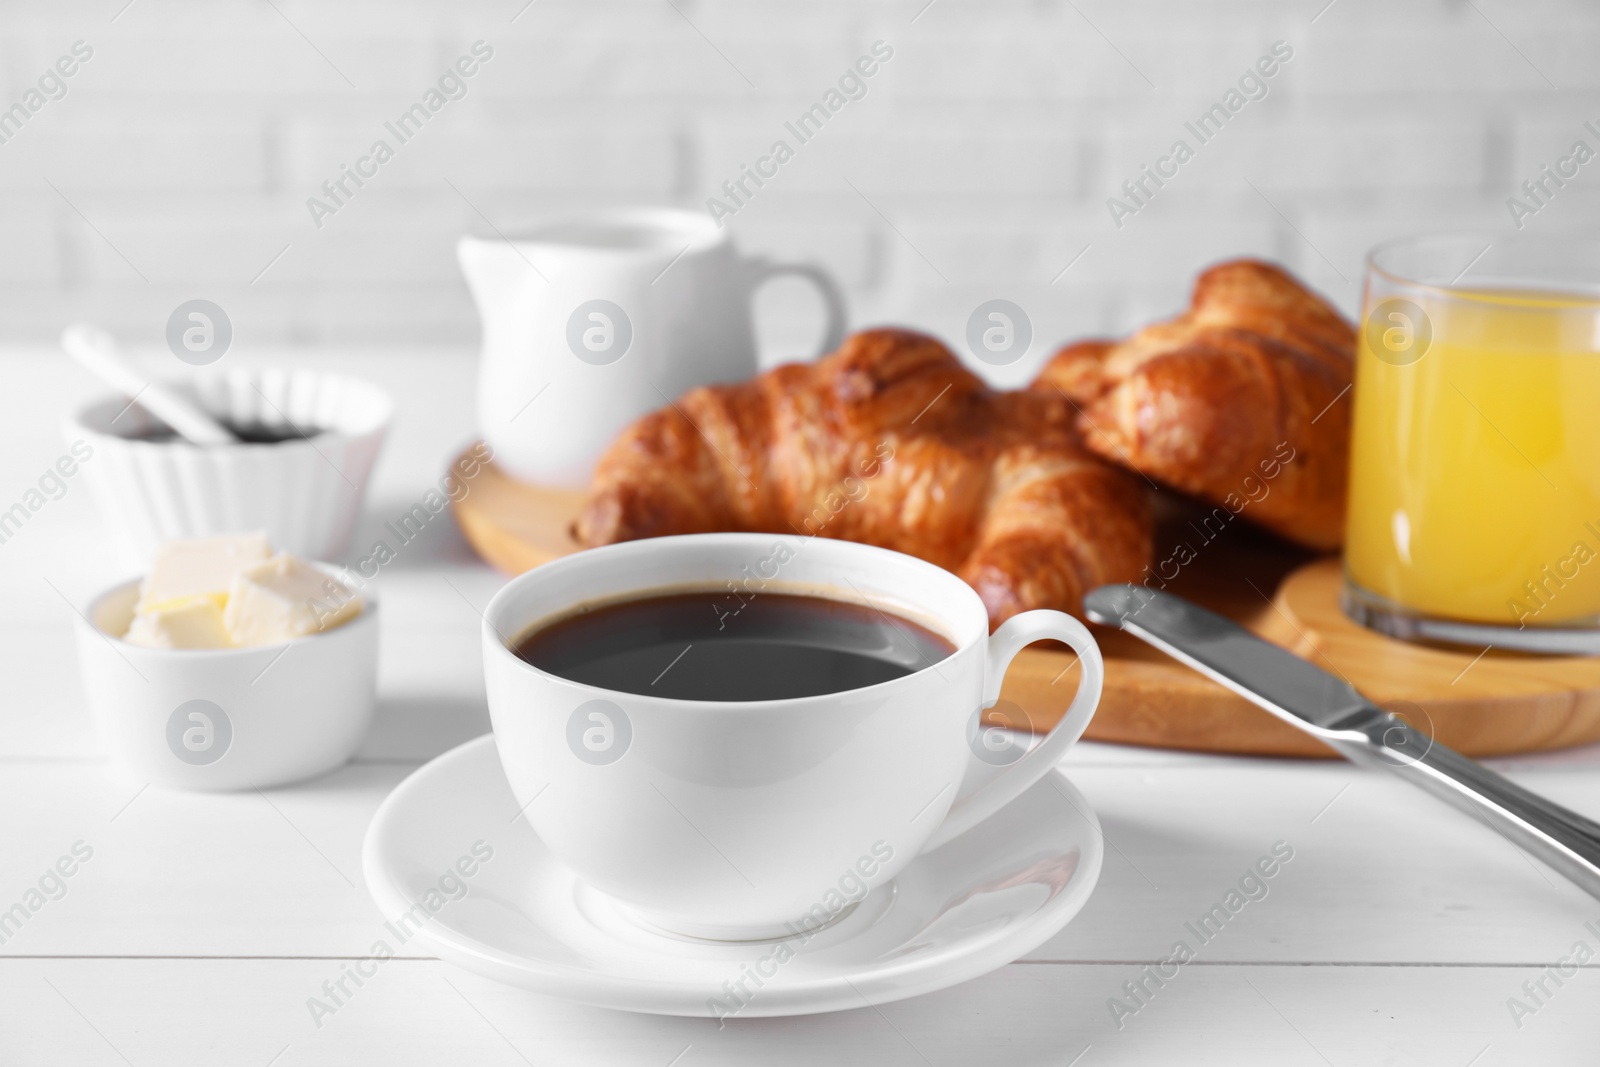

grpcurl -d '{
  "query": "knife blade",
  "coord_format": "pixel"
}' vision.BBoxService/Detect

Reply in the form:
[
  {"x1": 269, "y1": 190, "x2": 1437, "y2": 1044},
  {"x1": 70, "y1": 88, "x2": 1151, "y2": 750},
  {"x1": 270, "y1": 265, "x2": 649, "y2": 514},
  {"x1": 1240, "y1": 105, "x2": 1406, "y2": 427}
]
[{"x1": 1084, "y1": 583, "x2": 1600, "y2": 902}]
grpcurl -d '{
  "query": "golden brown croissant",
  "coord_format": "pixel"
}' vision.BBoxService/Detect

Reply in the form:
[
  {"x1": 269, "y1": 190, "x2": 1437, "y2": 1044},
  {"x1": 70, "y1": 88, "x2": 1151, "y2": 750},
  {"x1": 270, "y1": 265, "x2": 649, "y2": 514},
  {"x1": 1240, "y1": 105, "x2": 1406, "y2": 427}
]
[
  {"x1": 577, "y1": 329, "x2": 1152, "y2": 627},
  {"x1": 1033, "y1": 259, "x2": 1354, "y2": 551}
]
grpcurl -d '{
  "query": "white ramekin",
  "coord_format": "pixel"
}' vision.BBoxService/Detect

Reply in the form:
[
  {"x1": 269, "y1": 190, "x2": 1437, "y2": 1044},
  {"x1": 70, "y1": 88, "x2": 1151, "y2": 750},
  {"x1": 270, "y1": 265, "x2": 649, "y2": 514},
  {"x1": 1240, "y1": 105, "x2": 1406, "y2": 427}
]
[
  {"x1": 75, "y1": 568, "x2": 379, "y2": 791},
  {"x1": 65, "y1": 368, "x2": 392, "y2": 567}
]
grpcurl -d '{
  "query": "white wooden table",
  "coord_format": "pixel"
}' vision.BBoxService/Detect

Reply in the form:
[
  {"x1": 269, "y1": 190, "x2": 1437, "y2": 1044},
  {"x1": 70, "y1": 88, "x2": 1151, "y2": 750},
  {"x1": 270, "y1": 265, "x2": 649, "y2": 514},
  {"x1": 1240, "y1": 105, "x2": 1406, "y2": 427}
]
[{"x1": 3, "y1": 348, "x2": 1597, "y2": 1066}]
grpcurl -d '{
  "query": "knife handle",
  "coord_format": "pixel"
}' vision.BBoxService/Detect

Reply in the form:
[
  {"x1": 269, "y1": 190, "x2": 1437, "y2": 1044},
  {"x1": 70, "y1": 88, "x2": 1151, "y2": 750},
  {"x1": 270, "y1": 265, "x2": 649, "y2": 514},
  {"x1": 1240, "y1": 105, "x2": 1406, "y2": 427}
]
[{"x1": 1335, "y1": 718, "x2": 1600, "y2": 901}]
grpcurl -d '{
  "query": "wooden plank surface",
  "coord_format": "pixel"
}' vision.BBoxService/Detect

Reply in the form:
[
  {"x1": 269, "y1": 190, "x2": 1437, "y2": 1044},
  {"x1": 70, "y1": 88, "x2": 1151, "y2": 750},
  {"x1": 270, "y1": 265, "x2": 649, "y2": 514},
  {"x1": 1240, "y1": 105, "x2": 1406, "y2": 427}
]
[
  {"x1": 4, "y1": 958, "x2": 1591, "y2": 1066},
  {"x1": 5, "y1": 348, "x2": 1600, "y2": 1066}
]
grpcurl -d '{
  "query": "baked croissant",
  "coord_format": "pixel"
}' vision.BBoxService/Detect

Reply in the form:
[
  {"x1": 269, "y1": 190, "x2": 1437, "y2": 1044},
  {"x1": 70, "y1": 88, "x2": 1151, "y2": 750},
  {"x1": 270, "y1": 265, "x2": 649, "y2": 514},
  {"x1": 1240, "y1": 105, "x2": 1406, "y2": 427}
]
[
  {"x1": 577, "y1": 329, "x2": 1152, "y2": 627},
  {"x1": 1032, "y1": 259, "x2": 1355, "y2": 551}
]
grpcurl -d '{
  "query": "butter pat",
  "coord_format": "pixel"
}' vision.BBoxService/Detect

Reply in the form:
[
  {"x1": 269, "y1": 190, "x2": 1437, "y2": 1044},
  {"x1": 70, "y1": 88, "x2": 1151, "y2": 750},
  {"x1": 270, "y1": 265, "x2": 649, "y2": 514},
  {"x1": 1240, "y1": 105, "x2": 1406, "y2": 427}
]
[
  {"x1": 136, "y1": 533, "x2": 271, "y2": 614},
  {"x1": 125, "y1": 597, "x2": 235, "y2": 650},
  {"x1": 223, "y1": 554, "x2": 363, "y2": 647},
  {"x1": 121, "y1": 535, "x2": 363, "y2": 650}
]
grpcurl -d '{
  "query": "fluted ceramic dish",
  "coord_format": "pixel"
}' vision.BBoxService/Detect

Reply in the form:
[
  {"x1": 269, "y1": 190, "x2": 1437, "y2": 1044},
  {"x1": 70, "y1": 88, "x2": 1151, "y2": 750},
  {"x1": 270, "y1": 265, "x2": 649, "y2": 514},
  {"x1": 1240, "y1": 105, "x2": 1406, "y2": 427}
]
[{"x1": 66, "y1": 367, "x2": 391, "y2": 565}]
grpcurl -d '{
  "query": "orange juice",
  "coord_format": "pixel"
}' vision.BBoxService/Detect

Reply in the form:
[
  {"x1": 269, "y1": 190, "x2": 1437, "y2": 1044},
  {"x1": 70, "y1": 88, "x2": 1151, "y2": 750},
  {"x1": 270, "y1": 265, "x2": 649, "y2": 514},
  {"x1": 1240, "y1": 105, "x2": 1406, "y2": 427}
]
[{"x1": 1345, "y1": 287, "x2": 1600, "y2": 627}]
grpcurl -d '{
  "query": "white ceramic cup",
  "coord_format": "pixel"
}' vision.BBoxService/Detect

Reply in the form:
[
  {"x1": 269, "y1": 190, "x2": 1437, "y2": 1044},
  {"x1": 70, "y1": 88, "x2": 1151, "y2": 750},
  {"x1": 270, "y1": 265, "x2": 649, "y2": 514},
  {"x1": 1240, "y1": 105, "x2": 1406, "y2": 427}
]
[
  {"x1": 482, "y1": 533, "x2": 1103, "y2": 940},
  {"x1": 460, "y1": 208, "x2": 847, "y2": 488}
]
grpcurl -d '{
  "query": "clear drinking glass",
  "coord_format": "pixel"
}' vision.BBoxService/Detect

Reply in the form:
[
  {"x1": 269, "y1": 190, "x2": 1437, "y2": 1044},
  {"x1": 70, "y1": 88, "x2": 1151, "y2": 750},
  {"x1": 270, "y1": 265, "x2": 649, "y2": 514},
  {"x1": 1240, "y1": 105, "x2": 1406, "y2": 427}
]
[{"x1": 1343, "y1": 232, "x2": 1600, "y2": 652}]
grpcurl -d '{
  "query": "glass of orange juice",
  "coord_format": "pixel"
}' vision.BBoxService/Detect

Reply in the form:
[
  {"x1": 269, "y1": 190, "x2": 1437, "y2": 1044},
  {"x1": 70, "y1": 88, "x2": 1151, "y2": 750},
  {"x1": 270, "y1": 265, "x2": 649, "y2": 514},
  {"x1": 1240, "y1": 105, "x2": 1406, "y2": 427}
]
[{"x1": 1344, "y1": 233, "x2": 1600, "y2": 652}]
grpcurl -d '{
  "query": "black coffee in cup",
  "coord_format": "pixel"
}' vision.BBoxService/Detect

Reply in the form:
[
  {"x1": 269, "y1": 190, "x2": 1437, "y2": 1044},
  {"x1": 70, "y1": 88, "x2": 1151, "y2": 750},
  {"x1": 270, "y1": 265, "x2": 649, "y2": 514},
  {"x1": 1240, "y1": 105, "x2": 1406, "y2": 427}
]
[{"x1": 512, "y1": 590, "x2": 954, "y2": 701}]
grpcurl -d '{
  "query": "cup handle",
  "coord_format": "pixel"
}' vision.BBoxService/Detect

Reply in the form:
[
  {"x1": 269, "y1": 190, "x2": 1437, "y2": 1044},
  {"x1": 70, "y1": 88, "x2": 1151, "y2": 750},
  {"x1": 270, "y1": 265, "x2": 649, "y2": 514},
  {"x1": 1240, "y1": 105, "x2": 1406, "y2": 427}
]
[
  {"x1": 744, "y1": 256, "x2": 848, "y2": 358},
  {"x1": 919, "y1": 610, "x2": 1104, "y2": 853}
]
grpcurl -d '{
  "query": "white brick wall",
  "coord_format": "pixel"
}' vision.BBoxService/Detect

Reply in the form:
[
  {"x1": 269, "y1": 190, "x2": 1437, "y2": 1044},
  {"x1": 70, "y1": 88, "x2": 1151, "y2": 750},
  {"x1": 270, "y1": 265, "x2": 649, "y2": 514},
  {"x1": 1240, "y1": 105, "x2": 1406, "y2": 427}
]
[{"x1": 0, "y1": 0, "x2": 1594, "y2": 370}]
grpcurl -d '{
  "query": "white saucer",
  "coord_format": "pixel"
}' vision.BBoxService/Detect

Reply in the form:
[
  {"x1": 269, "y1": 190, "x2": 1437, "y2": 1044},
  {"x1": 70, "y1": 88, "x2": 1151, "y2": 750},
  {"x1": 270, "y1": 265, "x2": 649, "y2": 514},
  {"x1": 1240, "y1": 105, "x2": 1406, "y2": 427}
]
[{"x1": 361, "y1": 735, "x2": 1103, "y2": 1018}]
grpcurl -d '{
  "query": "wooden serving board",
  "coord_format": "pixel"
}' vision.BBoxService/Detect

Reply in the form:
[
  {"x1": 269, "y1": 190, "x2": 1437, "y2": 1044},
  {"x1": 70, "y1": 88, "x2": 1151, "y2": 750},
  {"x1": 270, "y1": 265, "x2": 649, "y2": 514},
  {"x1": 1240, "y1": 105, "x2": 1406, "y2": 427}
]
[{"x1": 453, "y1": 447, "x2": 1600, "y2": 758}]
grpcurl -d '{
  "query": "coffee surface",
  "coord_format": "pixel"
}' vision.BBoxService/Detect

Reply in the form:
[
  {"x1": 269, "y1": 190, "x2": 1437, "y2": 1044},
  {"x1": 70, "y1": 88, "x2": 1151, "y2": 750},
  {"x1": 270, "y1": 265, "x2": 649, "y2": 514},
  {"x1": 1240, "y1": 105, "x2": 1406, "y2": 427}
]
[
  {"x1": 125, "y1": 421, "x2": 317, "y2": 445},
  {"x1": 513, "y1": 590, "x2": 955, "y2": 701}
]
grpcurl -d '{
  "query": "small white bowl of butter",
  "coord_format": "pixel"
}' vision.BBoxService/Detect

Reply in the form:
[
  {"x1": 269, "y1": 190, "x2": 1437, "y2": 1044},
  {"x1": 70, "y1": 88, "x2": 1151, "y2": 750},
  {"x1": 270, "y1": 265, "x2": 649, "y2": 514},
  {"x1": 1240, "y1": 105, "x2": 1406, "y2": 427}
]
[{"x1": 75, "y1": 532, "x2": 378, "y2": 791}]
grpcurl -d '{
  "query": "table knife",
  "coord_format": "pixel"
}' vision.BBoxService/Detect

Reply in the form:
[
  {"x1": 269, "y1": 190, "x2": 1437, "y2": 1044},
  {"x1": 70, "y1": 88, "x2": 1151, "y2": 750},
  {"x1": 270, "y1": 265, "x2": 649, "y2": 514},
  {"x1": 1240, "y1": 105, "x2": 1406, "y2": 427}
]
[{"x1": 1083, "y1": 583, "x2": 1600, "y2": 902}]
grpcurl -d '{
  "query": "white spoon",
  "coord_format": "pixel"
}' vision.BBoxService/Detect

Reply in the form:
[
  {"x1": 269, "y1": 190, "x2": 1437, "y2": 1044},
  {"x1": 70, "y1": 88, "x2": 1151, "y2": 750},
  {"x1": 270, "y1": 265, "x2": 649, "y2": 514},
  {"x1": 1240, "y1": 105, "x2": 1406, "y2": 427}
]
[{"x1": 61, "y1": 324, "x2": 238, "y2": 446}]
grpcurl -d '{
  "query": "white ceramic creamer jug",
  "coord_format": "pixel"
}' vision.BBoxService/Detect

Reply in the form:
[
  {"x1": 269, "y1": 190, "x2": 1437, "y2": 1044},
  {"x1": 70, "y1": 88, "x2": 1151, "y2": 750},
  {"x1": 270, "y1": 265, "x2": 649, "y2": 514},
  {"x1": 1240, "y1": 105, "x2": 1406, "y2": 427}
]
[{"x1": 461, "y1": 207, "x2": 846, "y2": 487}]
